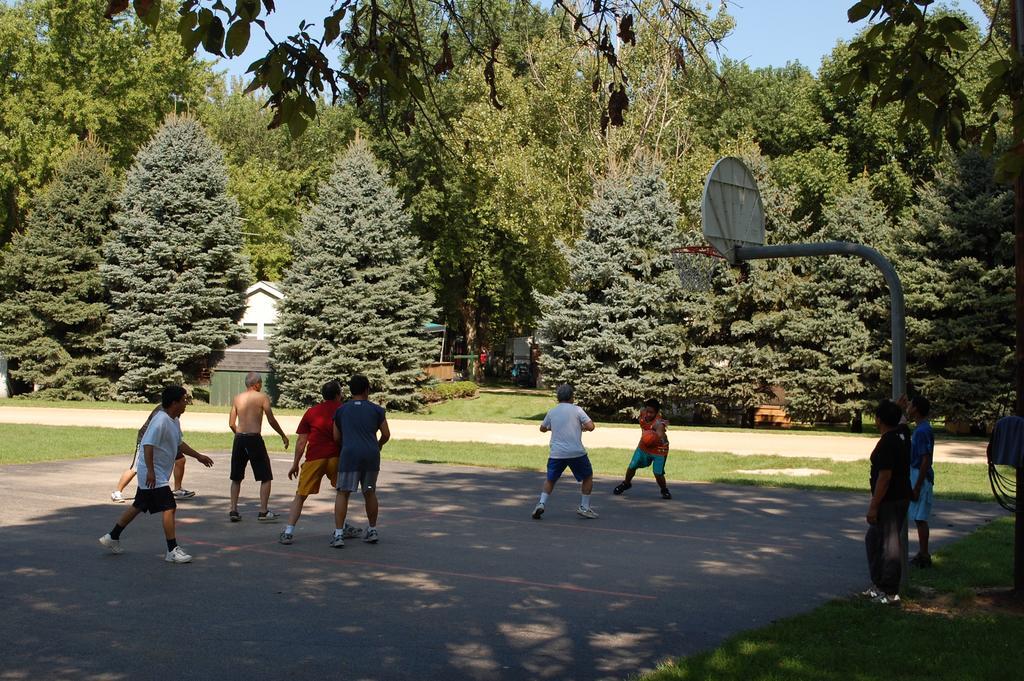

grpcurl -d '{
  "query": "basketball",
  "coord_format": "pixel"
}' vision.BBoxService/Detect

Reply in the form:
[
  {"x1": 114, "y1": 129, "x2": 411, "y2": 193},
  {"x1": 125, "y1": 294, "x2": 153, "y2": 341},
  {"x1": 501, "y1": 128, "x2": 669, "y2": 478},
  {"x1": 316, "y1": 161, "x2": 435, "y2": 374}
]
[{"x1": 640, "y1": 431, "x2": 660, "y2": 449}]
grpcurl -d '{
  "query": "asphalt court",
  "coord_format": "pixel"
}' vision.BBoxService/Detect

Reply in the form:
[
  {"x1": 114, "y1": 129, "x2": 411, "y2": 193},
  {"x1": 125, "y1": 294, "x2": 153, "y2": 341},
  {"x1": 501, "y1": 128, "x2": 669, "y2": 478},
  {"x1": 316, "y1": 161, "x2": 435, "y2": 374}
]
[{"x1": 0, "y1": 454, "x2": 1004, "y2": 681}]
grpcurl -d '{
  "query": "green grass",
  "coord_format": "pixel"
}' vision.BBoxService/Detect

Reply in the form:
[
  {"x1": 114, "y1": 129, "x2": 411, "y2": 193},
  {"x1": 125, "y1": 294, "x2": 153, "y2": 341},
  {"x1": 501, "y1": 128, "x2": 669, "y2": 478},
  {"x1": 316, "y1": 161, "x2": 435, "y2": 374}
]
[
  {"x1": 639, "y1": 516, "x2": 1021, "y2": 681},
  {"x1": 0, "y1": 423, "x2": 995, "y2": 501}
]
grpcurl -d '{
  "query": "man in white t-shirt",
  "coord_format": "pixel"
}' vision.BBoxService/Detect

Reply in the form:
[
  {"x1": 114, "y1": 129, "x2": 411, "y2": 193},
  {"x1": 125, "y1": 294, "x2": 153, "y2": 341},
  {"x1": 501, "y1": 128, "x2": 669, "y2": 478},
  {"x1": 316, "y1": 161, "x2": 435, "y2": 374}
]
[
  {"x1": 533, "y1": 384, "x2": 598, "y2": 519},
  {"x1": 99, "y1": 385, "x2": 214, "y2": 563}
]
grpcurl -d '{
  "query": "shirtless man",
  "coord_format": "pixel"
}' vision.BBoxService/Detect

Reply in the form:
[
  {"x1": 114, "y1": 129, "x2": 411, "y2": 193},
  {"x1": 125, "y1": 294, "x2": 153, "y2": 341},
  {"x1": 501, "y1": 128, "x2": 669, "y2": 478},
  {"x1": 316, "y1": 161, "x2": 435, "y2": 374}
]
[{"x1": 228, "y1": 372, "x2": 289, "y2": 522}]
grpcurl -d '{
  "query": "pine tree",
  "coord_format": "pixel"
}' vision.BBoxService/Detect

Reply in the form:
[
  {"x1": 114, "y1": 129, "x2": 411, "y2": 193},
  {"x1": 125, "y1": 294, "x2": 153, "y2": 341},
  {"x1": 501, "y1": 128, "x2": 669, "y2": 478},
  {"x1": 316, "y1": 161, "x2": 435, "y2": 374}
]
[
  {"x1": 0, "y1": 144, "x2": 114, "y2": 399},
  {"x1": 269, "y1": 141, "x2": 437, "y2": 409},
  {"x1": 537, "y1": 168, "x2": 687, "y2": 416},
  {"x1": 103, "y1": 116, "x2": 249, "y2": 401},
  {"x1": 901, "y1": 150, "x2": 1014, "y2": 424},
  {"x1": 778, "y1": 178, "x2": 896, "y2": 423}
]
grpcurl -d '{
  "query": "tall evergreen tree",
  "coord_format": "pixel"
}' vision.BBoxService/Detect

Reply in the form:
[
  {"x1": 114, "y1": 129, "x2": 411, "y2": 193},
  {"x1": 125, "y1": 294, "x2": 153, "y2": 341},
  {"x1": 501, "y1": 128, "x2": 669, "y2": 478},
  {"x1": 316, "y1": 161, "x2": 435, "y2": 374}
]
[
  {"x1": 901, "y1": 150, "x2": 1015, "y2": 423},
  {"x1": 779, "y1": 179, "x2": 896, "y2": 423},
  {"x1": 270, "y1": 141, "x2": 437, "y2": 409},
  {"x1": 0, "y1": 144, "x2": 114, "y2": 398},
  {"x1": 537, "y1": 167, "x2": 686, "y2": 416},
  {"x1": 103, "y1": 116, "x2": 248, "y2": 401}
]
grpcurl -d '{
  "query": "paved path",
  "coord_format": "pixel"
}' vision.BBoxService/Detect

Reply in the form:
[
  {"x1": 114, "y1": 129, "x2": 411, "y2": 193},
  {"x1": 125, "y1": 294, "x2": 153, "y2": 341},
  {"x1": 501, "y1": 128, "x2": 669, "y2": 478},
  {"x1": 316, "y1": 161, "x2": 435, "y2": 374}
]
[
  {"x1": 0, "y1": 405, "x2": 989, "y2": 463},
  {"x1": 0, "y1": 456, "x2": 1003, "y2": 681}
]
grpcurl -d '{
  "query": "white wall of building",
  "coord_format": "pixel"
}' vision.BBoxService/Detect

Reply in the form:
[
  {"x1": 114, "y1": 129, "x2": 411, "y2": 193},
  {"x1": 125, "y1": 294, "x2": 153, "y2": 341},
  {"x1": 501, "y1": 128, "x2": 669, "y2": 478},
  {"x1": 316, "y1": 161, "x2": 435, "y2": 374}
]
[{"x1": 239, "y1": 282, "x2": 283, "y2": 340}]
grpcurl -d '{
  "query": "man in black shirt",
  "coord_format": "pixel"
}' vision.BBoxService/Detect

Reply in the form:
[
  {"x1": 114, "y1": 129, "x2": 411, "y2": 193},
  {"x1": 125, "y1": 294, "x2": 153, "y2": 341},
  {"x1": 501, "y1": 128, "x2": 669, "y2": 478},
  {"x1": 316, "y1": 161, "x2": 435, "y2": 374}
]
[{"x1": 864, "y1": 399, "x2": 912, "y2": 604}]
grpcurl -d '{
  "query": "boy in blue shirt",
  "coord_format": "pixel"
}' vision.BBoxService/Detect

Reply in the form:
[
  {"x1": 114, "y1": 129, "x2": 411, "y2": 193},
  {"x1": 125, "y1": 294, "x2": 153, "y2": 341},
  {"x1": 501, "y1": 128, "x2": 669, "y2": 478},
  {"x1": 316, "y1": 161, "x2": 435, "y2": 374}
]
[
  {"x1": 330, "y1": 375, "x2": 390, "y2": 547},
  {"x1": 906, "y1": 395, "x2": 935, "y2": 568}
]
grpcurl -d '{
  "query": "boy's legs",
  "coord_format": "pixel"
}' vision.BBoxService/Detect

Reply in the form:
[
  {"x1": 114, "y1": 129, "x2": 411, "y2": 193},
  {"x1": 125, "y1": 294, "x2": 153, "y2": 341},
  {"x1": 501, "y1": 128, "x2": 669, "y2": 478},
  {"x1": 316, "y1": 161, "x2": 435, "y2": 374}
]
[
  {"x1": 533, "y1": 475, "x2": 558, "y2": 519},
  {"x1": 615, "y1": 450, "x2": 648, "y2": 494},
  {"x1": 915, "y1": 520, "x2": 930, "y2": 558},
  {"x1": 229, "y1": 480, "x2": 242, "y2": 513},
  {"x1": 287, "y1": 494, "x2": 308, "y2": 526},
  {"x1": 334, "y1": 491, "x2": 351, "y2": 534},
  {"x1": 171, "y1": 456, "x2": 189, "y2": 494},
  {"x1": 161, "y1": 508, "x2": 177, "y2": 544},
  {"x1": 364, "y1": 490, "x2": 378, "y2": 526},
  {"x1": 115, "y1": 469, "x2": 136, "y2": 494},
  {"x1": 259, "y1": 480, "x2": 272, "y2": 514}
]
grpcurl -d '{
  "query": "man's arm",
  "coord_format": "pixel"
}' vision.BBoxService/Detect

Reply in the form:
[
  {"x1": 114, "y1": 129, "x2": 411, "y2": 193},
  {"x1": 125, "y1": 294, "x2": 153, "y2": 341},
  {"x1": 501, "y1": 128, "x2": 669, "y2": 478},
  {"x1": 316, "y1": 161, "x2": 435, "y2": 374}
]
[
  {"x1": 228, "y1": 403, "x2": 238, "y2": 434},
  {"x1": 289, "y1": 434, "x2": 309, "y2": 480},
  {"x1": 867, "y1": 470, "x2": 892, "y2": 524},
  {"x1": 179, "y1": 441, "x2": 214, "y2": 467},
  {"x1": 263, "y1": 396, "x2": 289, "y2": 449},
  {"x1": 539, "y1": 413, "x2": 551, "y2": 433},
  {"x1": 582, "y1": 419, "x2": 596, "y2": 432},
  {"x1": 143, "y1": 444, "x2": 156, "y2": 488},
  {"x1": 378, "y1": 417, "x2": 391, "y2": 448},
  {"x1": 333, "y1": 422, "x2": 342, "y2": 445}
]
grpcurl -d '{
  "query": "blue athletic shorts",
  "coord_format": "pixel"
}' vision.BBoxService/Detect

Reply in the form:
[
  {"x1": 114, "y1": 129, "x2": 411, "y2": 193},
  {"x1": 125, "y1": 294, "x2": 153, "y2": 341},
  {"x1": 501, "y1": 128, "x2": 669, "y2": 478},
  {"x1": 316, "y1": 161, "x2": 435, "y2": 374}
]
[
  {"x1": 908, "y1": 468, "x2": 933, "y2": 522},
  {"x1": 546, "y1": 455, "x2": 593, "y2": 483},
  {"x1": 628, "y1": 448, "x2": 667, "y2": 476}
]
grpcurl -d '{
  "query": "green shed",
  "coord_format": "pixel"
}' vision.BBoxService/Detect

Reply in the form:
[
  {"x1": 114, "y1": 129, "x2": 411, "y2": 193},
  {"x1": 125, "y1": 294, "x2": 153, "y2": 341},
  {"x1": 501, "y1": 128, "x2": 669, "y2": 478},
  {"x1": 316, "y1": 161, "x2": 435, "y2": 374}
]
[{"x1": 209, "y1": 338, "x2": 273, "y2": 406}]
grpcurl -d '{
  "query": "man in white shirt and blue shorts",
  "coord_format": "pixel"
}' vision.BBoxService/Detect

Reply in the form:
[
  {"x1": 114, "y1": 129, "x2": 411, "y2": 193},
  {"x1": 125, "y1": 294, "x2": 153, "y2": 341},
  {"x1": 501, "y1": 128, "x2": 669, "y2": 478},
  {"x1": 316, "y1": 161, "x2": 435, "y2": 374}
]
[
  {"x1": 533, "y1": 384, "x2": 598, "y2": 520},
  {"x1": 99, "y1": 386, "x2": 214, "y2": 563}
]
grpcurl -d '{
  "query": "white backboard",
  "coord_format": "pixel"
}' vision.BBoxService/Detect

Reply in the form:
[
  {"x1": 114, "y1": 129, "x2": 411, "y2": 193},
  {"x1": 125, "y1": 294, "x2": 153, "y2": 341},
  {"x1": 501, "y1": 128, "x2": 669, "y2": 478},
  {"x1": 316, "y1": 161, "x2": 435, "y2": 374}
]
[{"x1": 701, "y1": 157, "x2": 766, "y2": 263}]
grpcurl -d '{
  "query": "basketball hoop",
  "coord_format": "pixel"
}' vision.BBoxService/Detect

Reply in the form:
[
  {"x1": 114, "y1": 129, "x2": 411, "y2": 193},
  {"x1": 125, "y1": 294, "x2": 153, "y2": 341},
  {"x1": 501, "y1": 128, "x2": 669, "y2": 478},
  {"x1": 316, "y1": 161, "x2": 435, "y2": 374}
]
[{"x1": 670, "y1": 245, "x2": 726, "y2": 292}]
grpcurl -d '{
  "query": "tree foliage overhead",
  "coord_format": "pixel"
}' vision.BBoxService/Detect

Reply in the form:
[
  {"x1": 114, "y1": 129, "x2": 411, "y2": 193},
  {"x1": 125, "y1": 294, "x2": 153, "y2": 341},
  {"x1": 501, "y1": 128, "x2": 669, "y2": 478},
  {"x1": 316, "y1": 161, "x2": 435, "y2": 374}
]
[
  {"x1": 0, "y1": 0, "x2": 211, "y2": 242},
  {"x1": 107, "y1": 0, "x2": 730, "y2": 141},
  {"x1": 844, "y1": 0, "x2": 1024, "y2": 179},
  {"x1": 0, "y1": 144, "x2": 115, "y2": 399},
  {"x1": 103, "y1": 116, "x2": 249, "y2": 402},
  {"x1": 269, "y1": 140, "x2": 437, "y2": 410}
]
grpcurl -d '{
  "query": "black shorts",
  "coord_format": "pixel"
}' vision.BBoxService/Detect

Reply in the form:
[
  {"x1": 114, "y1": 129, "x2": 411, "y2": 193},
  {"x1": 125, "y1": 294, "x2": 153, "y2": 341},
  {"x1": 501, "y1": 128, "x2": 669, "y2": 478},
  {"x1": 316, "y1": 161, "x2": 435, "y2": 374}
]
[
  {"x1": 132, "y1": 486, "x2": 176, "y2": 514},
  {"x1": 231, "y1": 434, "x2": 273, "y2": 482}
]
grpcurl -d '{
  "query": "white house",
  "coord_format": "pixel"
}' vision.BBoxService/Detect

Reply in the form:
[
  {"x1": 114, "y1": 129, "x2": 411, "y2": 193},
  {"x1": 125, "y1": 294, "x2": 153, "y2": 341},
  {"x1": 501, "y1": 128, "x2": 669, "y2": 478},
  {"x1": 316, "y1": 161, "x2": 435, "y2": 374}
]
[{"x1": 239, "y1": 281, "x2": 283, "y2": 340}]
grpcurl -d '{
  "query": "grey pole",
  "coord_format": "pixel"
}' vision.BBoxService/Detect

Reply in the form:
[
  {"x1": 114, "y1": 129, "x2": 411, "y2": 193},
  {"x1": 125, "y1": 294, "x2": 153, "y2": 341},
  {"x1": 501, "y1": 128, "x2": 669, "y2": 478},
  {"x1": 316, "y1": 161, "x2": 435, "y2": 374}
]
[
  {"x1": 737, "y1": 240, "x2": 909, "y2": 590},
  {"x1": 736, "y1": 241, "x2": 906, "y2": 400}
]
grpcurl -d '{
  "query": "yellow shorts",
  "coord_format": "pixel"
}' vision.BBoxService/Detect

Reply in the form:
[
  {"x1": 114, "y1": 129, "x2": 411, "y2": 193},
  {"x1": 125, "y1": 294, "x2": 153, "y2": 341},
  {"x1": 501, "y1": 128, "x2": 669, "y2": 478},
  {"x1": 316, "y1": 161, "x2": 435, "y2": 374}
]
[{"x1": 296, "y1": 457, "x2": 339, "y2": 496}]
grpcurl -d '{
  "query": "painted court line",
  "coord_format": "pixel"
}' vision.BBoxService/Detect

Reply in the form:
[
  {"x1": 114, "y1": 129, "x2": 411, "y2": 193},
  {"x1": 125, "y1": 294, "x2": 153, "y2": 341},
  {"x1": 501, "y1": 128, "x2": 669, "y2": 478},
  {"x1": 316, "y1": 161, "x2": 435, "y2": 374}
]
[{"x1": 187, "y1": 539, "x2": 657, "y2": 601}]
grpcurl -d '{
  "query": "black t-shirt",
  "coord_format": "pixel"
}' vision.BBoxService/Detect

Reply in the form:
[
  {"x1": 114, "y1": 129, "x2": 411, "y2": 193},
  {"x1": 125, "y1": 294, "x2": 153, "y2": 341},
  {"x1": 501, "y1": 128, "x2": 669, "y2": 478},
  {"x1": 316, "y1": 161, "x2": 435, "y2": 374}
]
[{"x1": 869, "y1": 425, "x2": 912, "y2": 502}]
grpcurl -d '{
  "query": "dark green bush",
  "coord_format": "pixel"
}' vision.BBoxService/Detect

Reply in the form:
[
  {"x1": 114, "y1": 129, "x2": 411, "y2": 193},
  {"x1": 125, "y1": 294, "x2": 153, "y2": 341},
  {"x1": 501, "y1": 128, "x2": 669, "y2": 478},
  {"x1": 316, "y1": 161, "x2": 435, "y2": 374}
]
[{"x1": 421, "y1": 381, "x2": 478, "y2": 403}]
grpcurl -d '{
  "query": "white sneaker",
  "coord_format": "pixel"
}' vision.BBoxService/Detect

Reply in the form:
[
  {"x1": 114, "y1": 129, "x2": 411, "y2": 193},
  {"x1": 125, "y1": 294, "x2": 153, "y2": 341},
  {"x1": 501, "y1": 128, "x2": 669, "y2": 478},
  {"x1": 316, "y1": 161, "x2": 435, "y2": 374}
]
[
  {"x1": 110, "y1": 491, "x2": 125, "y2": 503},
  {"x1": 165, "y1": 546, "x2": 192, "y2": 563},
  {"x1": 860, "y1": 587, "x2": 881, "y2": 599},
  {"x1": 576, "y1": 506, "x2": 599, "y2": 519},
  {"x1": 532, "y1": 503, "x2": 545, "y2": 519},
  {"x1": 872, "y1": 593, "x2": 901, "y2": 606},
  {"x1": 329, "y1": 534, "x2": 345, "y2": 548},
  {"x1": 99, "y1": 534, "x2": 123, "y2": 554},
  {"x1": 363, "y1": 528, "x2": 379, "y2": 544},
  {"x1": 172, "y1": 488, "x2": 196, "y2": 499}
]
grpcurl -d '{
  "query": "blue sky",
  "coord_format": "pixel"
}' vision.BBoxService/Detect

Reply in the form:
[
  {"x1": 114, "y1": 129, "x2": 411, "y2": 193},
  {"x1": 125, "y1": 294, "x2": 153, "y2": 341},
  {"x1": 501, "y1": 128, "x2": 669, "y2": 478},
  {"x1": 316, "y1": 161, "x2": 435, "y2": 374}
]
[{"x1": 216, "y1": 1, "x2": 989, "y2": 81}]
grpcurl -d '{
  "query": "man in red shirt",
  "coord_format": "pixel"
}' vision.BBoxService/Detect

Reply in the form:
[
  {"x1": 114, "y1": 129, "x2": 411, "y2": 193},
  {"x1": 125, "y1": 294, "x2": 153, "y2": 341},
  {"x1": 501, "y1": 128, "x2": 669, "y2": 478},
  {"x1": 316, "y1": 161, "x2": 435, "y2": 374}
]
[{"x1": 279, "y1": 380, "x2": 359, "y2": 545}]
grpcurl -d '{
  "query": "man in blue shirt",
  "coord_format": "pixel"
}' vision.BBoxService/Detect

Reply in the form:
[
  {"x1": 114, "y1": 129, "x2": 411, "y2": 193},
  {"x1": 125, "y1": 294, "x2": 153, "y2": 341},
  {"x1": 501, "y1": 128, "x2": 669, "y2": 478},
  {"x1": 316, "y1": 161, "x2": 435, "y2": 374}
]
[
  {"x1": 331, "y1": 374, "x2": 390, "y2": 547},
  {"x1": 906, "y1": 395, "x2": 935, "y2": 568}
]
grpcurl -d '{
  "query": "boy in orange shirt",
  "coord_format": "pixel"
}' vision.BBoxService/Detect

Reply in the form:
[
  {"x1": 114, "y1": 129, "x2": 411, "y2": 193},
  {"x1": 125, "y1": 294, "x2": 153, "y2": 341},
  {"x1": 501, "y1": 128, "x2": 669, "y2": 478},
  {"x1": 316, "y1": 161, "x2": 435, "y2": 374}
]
[{"x1": 612, "y1": 398, "x2": 671, "y2": 499}]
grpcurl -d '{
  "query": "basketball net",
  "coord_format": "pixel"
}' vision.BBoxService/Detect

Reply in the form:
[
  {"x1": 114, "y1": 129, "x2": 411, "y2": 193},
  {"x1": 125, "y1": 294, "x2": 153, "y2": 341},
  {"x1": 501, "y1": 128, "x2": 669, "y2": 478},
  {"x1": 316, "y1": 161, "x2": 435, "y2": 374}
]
[{"x1": 670, "y1": 245, "x2": 726, "y2": 292}]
